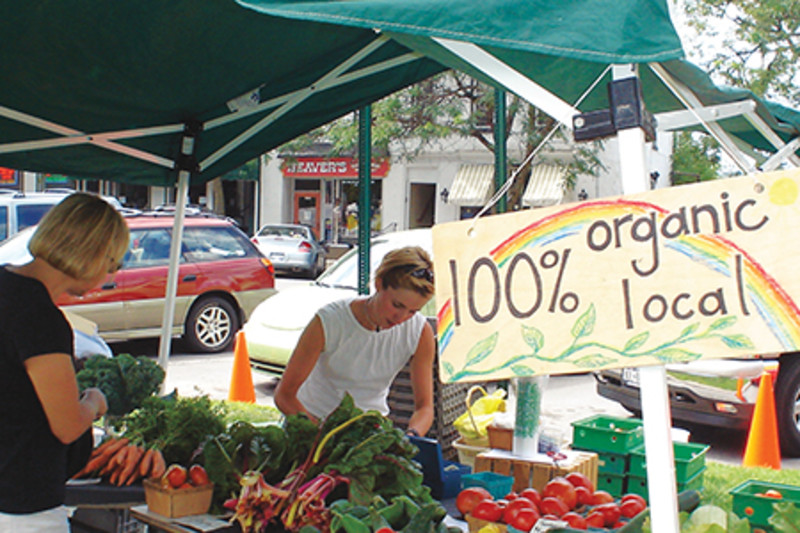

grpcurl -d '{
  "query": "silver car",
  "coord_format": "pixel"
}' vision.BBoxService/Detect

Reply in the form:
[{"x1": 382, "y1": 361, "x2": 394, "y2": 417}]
[{"x1": 251, "y1": 223, "x2": 326, "y2": 278}]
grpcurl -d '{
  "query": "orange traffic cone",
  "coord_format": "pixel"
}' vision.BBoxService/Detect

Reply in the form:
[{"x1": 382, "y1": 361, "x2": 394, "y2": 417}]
[
  {"x1": 742, "y1": 371, "x2": 781, "y2": 469},
  {"x1": 228, "y1": 330, "x2": 256, "y2": 403}
]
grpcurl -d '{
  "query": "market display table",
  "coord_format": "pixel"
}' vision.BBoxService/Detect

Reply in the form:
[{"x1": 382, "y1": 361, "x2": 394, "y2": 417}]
[
  {"x1": 129, "y1": 505, "x2": 237, "y2": 532},
  {"x1": 66, "y1": 481, "x2": 146, "y2": 533}
]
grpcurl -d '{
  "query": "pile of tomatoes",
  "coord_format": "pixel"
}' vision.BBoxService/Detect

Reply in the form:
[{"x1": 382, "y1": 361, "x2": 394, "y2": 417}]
[{"x1": 456, "y1": 472, "x2": 648, "y2": 531}]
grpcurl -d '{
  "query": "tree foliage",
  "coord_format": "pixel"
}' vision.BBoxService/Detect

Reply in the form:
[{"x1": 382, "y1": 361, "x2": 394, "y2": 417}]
[
  {"x1": 684, "y1": 0, "x2": 800, "y2": 103},
  {"x1": 670, "y1": 131, "x2": 722, "y2": 185}
]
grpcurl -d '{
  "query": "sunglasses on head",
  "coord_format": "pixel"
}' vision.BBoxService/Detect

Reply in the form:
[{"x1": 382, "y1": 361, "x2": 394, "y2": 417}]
[{"x1": 404, "y1": 265, "x2": 434, "y2": 284}]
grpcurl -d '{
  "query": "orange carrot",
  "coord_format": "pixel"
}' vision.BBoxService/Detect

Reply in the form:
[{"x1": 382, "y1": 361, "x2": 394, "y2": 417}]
[
  {"x1": 89, "y1": 436, "x2": 119, "y2": 459},
  {"x1": 149, "y1": 449, "x2": 166, "y2": 478},
  {"x1": 93, "y1": 437, "x2": 129, "y2": 462},
  {"x1": 138, "y1": 446, "x2": 155, "y2": 478},
  {"x1": 101, "y1": 445, "x2": 130, "y2": 476},
  {"x1": 118, "y1": 445, "x2": 143, "y2": 486}
]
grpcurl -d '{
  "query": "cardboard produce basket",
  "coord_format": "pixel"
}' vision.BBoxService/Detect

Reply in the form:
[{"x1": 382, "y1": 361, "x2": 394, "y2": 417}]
[{"x1": 143, "y1": 479, "x2": 213, "y2": 518}]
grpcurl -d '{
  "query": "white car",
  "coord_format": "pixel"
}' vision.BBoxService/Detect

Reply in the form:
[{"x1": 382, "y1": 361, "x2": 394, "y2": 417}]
[{"x1": 245, "y1": 228, "x2": 434, "y2": 376}]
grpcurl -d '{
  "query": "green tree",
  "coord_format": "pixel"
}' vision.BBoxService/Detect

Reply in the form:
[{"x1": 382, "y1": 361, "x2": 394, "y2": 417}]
[
  {"x1": 280, "y1": 72, "x2": 603, "y2": 208},
  {"x1": 684, "y1": 0, "x2": 800, "y2": 103},
  {"x1": 671, "y1": 131, "x2": 722, "y2": 185}
]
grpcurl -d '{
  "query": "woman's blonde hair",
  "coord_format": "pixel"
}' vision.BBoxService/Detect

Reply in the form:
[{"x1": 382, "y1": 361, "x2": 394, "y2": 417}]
[
  {"x1": 375, "y1": 246, "x2": 434, "y2": 297},
  {"x1": 29, "y1": 192, "x2": 130, "y2": 280}
]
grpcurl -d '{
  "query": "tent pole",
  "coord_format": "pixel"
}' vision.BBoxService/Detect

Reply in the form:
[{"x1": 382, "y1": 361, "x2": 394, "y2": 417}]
[
  {"x1": 357, "y1": 106, "x2": 372, "y2": 296},
  {"x1": 157, "y1": 169, "x2": 190, "y2": 374},
  {"x1": 613, "y1": 64, "x2": 679, "y2": 533},
  {"x1": 494, "y1": 88, "x2": 508, "y2": 213}
]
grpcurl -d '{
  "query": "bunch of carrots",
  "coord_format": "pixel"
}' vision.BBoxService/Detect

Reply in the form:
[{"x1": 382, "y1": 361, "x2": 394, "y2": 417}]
[{"x1": 72, "y1": 437, "x2": 167, "y2": 486}]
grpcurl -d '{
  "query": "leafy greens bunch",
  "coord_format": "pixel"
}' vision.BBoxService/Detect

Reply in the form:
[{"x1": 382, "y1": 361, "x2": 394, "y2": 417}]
[{"x1": 77, "y1": 353, "x2": 164, "y2": 416}]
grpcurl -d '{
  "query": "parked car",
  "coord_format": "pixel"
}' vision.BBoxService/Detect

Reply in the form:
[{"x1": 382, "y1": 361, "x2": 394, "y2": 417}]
[
  {"x1": 595, "y1": 353, "x2": 800, "y2": 455},
  {"x1": 245, "y1": 228, "x2": 434, "y2": 376},
  {"x1": 0, "y1": 211, "x2": 276, "y2": 352},
  {"x1": 250, "y1": 223, "x2": 327, "y2": 278},
  {"x1": 0, "y1": 190, "x2": 123, "y2": 242}
]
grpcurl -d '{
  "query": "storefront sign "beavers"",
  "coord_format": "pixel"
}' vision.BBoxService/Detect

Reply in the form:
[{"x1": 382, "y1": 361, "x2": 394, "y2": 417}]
[
  {"x1": 281, "y1": 157, "x2": 390, "y2": 178},
  {"x1": 433, "y1": 169, "x2": 800, "y2": 383}
]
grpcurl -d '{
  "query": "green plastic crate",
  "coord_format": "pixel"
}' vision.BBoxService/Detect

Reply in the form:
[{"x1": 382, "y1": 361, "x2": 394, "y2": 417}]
[
  {"x1": 571, "y1": 415, "x2": 644, "y2": 454},
  {"x1": 574, "y1": 447, "x2": 629, "y2": 474},
  {"x1": 627, "y1": 466, "x2": 705, "y2": 502},
  {"x1": 730, "y1": 480, "x2": 800, "y2": 530},
  {"x1": 596, "y1": 471, "x2": 626, "y2": 497},
  {"x1": 629, "y1": 441, "x2": 709, "y2": 482}
]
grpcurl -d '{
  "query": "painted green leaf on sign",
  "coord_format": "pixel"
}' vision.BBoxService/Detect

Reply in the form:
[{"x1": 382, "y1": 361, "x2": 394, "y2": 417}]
[
  {"x1": 521, "y1": 325, "x2": 544, "y2": 353},
  {"x1": 571, "y1": 304, "x2": 596, "y2": 339}
]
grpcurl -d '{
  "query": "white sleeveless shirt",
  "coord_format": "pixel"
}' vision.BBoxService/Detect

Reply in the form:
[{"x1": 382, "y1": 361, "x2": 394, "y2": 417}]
[{"x1": 297, "y1": 298, "x2": 426, "y2": 418}]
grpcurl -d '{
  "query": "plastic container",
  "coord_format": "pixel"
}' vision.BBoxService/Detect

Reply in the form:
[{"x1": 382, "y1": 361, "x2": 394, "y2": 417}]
[
  {"x1": 730, "y1": 479, "x2": 800, "y2": 530},
  {"x1": 462, "y1": 471, "x2": 514, "y2": 499},
  {"x1": 596, "y1": 471, "x2": 626, "y2": 497},
  {"x1": 629, "y1": 441, "x2": 709, "y2": 482},
  {"x1": 571, "y1": 415, "x2": 643, "y2": 453},
  {"x1": 626, "y1": 466, "x2": 705, "y2": 502},
  {"x1": 574, "y1": 448, "x2": 629, "y2": 474},
  {"x1": 453, "y1": 437, "x2": 488, "y2": 469}
]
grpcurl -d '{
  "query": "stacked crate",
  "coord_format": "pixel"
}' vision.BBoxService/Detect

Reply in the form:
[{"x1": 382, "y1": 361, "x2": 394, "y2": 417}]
[
  {"x1": 626, "y1": 441, "x2": 709, "y2": 501},
  {"x1": 570, "y1": 415, "x2": 644, "y2": 498}
]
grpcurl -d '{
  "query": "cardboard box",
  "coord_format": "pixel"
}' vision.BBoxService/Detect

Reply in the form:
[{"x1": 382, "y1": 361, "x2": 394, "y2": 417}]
[
  {"x1": 474, "y1": 449, "x2": 598, "y2": 493},
  {"x1": 143, "y1": 479, "x2": 213, "y2": 518},
  {"x1": 487, "y1": 426, "x2": 513, "y2": 451}
]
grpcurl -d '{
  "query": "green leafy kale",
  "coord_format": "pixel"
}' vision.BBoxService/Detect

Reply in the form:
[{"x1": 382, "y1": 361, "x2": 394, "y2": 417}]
[{"x1": 76, "y1": 353, "x2": 165, "y2": 415}]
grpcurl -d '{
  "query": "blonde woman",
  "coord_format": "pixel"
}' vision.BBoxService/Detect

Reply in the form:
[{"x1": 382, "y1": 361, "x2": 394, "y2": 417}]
[
  {"x1": 275, "y1": 246, "x2": 435, "y2": 437},
  {"x1": 0, "y1": 192, "x2": 129, "y2": 532}
]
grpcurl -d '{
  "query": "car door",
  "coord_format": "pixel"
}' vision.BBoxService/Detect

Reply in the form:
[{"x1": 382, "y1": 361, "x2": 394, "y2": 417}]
[{"x1": 120, "y1": 227, "x2": 200, "y2": 336}]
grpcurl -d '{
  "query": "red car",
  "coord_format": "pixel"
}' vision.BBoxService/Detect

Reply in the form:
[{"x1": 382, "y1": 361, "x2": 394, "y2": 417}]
[{"x1": 1, "y1": 212, "x2": 276, "y2": 352}]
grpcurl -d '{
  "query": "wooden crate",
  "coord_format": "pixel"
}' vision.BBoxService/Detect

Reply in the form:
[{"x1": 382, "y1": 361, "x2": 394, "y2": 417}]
[{"x1": 473, "y1": 450, "x2": 598, "y2": 493}]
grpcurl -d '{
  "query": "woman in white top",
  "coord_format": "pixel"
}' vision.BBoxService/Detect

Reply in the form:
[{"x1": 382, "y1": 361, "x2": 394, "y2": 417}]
[{"x1": 275, "y1": 246, "x2": 435, "y2": 437}]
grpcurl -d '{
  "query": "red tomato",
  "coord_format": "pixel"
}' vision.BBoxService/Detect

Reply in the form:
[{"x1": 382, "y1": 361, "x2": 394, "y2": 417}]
[
  {"x1": 539, "y1": 496, "x2": 569, "y2": 517},
  {"x1": 504, "y1": 491, "x2": 518, "y2": 500},
  {"x1": 188, "y1": 464, "x2": 209, "y2": 486},
  {"x1": 502, "y1": 497, "x2": 537, "y2": 524},
  {"x1": 518, "y1": 488, "x2": 541, "y2": 508},
  {"x1": 585, "y1": 510, "x2": 606, "y2": 527},
  {"x1": 542, "y1": 477, "x2": 577, "y2": 510},
  {"x1": 594, "y1": 502, "x2": 622, "y2": 526},
  {"x1": 565, "y1": 472, "x2": 595, "y2": 493},
  {"x1": 621, "y1": 498, "x2": 646, "y2": 518},
  {"x1": 163, "y1": 464, "x2": 187, "y2": 489},
  {"x1": 510, "y1": 507, "x2": 541, "y2": 531},
  {"x1": 562, "y1": 511, "x2": 588, "y2": 530},
  {"x1": 575, "y1": 486, "x2": 593, "y2": 506},
  {"x1": 456, "y1": 487, "x2": 492, "y2": 516},
  {"x1": 622, "y1": 493, "x2": 647, "y2": 506},
  {"x1": 472, "y1": 499, "x2": 504, "y2": 523},
  {"x1": 375, "y1": 528, "x2": 395, "y2": 533},
  {"x1": 588, "y1": 490, "x2": 615, "y2": 505}
]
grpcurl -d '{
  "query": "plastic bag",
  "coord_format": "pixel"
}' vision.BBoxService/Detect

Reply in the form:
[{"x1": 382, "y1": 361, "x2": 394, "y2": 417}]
[{"x1": 453, "y1": 386, "x2": 506, "y2": 446}]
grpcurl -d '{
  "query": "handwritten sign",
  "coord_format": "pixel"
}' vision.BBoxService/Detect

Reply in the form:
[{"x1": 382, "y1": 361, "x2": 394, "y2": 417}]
[{"x1": 433, "y1": 169, "x2": 800, "y2": 383}]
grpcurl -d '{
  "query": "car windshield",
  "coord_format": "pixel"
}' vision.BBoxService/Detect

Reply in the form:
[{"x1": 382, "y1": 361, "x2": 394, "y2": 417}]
[
  {"x1": 258, "y1": 225, "x2": 309, "y2": 240},
  {"x1": 315, "y1": 237, "x2": 396, "y2": 290},
  {"x1": 0, "y1": 225, "x2": 34, "y2": 265}
]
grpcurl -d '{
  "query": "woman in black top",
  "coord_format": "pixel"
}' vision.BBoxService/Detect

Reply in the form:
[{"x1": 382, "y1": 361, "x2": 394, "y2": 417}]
[{"x1": 0, "y1": 192, "x2": 129, "y2": 532}]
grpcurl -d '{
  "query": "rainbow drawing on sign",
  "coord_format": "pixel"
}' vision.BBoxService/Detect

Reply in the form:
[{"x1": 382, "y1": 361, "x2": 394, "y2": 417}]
[{"x1": 436, "y1": 198, "x2": 800, "y2": 353}]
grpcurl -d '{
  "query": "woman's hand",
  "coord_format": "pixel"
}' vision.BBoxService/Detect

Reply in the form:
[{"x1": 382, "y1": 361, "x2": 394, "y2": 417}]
[{"x1": 80, "y1": 388, "x2": 108, "y2": 420}]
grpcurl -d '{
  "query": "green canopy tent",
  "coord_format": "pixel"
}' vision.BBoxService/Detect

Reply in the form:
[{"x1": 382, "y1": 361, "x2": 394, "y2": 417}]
[{"x1": 2, "y1": 1, "x2": 799, "y2": 529}]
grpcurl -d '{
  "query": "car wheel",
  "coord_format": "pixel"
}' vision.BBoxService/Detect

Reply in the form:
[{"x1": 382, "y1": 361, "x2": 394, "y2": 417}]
[
  {"x1": 183, "y1": 296, "x2": 239, "y2": 353},
  {"x1": 775, "y1": 353, "x2": 800, "y2": 456}
]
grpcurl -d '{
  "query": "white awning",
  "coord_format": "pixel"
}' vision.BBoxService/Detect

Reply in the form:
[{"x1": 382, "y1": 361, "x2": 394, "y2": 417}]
[
  {"x1": 449, "y1": 164, "x2": 494, "y2": 206},
  {"x1": 522, "y1": 164, "x2": 566, "y2": 207}
]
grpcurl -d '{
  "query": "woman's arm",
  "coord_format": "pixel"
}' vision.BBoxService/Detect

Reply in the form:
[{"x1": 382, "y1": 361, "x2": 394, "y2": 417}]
[
  {"x1": 274, "y1": 315, "x2": 325, "y2": 422},
  {"x1": 24, "y1": 353, "x2": 107, "y2": 444},
  {"x1": 406, "y1": 321, "x2": 435, "y2": 436}
]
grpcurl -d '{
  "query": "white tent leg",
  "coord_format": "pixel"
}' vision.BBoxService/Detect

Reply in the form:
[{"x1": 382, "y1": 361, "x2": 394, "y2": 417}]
[
  {"x1": 614, "y1": 64, "x2": 679, "y2": 533},
  {"x1": 157, "y1": 170, "x2": 190, "y2": 376}
]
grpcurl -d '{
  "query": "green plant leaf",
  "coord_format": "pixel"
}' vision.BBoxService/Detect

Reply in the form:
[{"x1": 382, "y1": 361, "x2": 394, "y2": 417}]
[
  {"x1": 624, "y1": 331, "x2": 649, "y2": 352},
  {"x1": 510, "y1": 364, "x2": 536, "y2": 376},
  {"x1": 679, "y1": 323, "x2": 700, "y2": 338},
  {"x1": 521, "y1": 324, "x2": 544, "y2": 353},
  {"x1": 720, "y1": 334, "x2": 754, "y2": 350},
  {"x1": 464, "y1": 332, "x2": 498, "y2": 368},
  {"x1": 572, "y1": 354, "x2": 618, "y2": 368},
  {"x1": 768, "y1": 501, "x2": 800, "y2": 533},
  {"x1": 652, "y1": 348, "x2": 702, "y2": 363},
  {"x1": 571, "y1": 304, "x2": 596, "y2": 339},
  {"x1": 708, "y1": 316, "x2": 736, "y2": 331}
]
